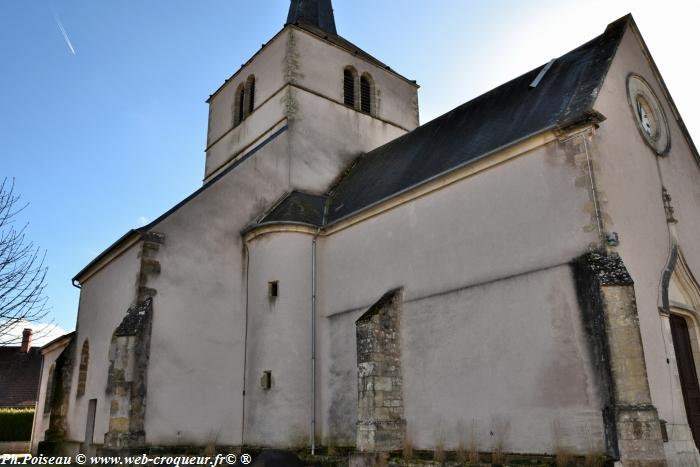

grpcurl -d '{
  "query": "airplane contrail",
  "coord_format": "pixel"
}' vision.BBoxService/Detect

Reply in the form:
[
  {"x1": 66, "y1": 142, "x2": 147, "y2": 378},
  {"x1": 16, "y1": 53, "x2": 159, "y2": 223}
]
[{"x1": 53, "y1": 11, "x2": 76, "y2": 55}]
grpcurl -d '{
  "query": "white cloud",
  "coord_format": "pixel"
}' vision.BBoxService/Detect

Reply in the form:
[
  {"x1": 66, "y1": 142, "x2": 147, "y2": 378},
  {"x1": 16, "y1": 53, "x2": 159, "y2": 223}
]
[
  {"x1": 0, "y1": 320, "x2": 71, "y2": 347},
  {"x1": 138, "y1": 216, "x2": 150, "y2": 226}
]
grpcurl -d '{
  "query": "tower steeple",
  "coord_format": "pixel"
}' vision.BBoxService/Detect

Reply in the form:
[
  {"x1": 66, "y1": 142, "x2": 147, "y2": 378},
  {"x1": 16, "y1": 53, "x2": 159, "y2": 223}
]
[{"x1": 287, "y1": 0, "x2": 337, "y2": 35}]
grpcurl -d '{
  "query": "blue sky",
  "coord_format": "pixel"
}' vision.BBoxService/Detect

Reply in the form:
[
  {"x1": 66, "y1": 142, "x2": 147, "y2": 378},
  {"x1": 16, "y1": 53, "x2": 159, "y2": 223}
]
[{"x1": 1, "y1": 0, "x2": 698, "y2": 340}]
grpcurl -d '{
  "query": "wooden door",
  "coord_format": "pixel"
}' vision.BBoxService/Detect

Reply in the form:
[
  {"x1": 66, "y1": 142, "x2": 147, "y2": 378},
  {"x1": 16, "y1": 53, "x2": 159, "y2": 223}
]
[{"x1": 670, "y1": 314, "x2": 700, "y2": 449}]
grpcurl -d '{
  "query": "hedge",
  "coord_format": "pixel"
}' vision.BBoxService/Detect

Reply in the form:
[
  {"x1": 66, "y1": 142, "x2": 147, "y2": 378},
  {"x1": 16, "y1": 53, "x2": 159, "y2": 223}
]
[{"x1": 0, "y1": 408, "x2": 34, "y2": 441}]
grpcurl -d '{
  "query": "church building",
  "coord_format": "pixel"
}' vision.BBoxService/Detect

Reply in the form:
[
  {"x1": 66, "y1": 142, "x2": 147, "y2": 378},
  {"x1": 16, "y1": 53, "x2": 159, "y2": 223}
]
[{"x1": 32, "y1": 1, "x2": 700, "y2": 465}]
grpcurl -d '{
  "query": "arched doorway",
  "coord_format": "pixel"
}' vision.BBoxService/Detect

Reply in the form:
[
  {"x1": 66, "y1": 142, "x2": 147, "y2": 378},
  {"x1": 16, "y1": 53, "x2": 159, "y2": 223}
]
[
  {"x1": 669, "y1": 313, "x2": 700, "y2": 449},
  {"x1": 666, "y1": 249, "x2": 700, "y2": 450}
]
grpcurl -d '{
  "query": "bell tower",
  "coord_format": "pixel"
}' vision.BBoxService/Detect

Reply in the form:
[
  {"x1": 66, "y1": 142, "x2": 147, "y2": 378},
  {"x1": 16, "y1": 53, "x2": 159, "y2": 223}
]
[{"x1": 203, "y1": 0, "x2": 419, "y2": 192}]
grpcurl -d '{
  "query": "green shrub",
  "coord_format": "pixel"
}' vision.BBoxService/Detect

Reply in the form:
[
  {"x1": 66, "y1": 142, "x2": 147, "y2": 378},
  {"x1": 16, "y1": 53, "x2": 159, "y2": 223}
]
[{"x1": 0, "y1": 408, "x2": 35, "y2": 441}]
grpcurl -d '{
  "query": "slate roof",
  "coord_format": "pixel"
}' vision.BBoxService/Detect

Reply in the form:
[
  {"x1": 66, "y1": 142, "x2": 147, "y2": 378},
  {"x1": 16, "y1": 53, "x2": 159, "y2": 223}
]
[
  {"x1": 287, "y1": 0, "x2": 337, "y2": 35},
  {"x1": 254, "y1": 15, "x2": 629, "y2": 228},
  {"x1": 0, "y1": 347, "x2": 42, "y2": 408},
  {"x1": 258, "y1": 191, "x2": 327, "y2": 227}
]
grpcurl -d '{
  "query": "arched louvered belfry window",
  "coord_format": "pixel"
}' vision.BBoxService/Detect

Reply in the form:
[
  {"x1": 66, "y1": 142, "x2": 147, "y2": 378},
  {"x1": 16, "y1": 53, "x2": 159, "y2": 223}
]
[
  {"x1": 77, "y1": 340, "x2": 89, "y2": 397},
  {"x1": 360, "y1": 73, "x2": 374, "y2": 115},
  {"x1": 344, "y1": 67, "x2": 358, "y2": 108},
  {"x1": 233, "y1": 76, "x2": 256, "y2": 127},
  {"x1": 246, "y1": 75, "x2": 256, "y2": 115},
  {"x1": 234, "y1": 83, "x2": 246, "y2": 127}
]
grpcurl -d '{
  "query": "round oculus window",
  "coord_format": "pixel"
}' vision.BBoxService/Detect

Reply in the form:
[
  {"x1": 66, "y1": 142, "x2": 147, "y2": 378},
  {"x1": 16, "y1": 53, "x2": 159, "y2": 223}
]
[{"x1": 626, "y1": 74, "x2": 670, "y2": 155}]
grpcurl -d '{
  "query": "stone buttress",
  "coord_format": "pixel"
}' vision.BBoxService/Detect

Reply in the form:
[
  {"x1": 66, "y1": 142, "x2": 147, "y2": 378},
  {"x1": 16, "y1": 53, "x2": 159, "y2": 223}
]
[
  {"x1": 574, "y1": 251, "x2": 666, "y2": 466},
  {"x1": 355, "y1": 288, "x2": 406, "y2": 453}
]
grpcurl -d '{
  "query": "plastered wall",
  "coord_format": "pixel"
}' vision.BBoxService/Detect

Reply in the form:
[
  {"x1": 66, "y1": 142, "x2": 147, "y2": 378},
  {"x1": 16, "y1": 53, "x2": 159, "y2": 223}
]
[
  {"x1": 593, "y1": 25, "x2": 700, "y2": 465},
  {"x1": 315, "y1": 140, "x2": 605, "y2": 453},
  {"x1": 67, "y1": 244, "x2": 141, "y2": 446},
  {"x1": 244, "y1": 232, "x2": 314, "y2": 446}
]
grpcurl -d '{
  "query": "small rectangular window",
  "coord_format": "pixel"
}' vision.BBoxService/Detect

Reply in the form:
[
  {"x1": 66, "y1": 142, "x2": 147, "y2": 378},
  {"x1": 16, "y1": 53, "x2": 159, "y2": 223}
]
[
  {"x1": 261, "y1": 370, "x2": 272, "y2": 390},
  {"x1": 268, "y1": 281, "x2": 279, "y2": 298}
]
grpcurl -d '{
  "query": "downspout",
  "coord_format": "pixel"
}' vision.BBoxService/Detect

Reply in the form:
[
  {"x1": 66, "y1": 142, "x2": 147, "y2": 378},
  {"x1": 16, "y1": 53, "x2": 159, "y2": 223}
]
[
  {"x1": 29, "y1": 355, "x2": 45, "y2": 454},
  {"x1": 241, "y1": 243, "x2": 251, "y2": 447},
  {"x1": 310, "y1": 229, "x2": 319, "y2": 455},
  {"x1": 582, "y1": 135, "x2": 605, "y2": 248}
]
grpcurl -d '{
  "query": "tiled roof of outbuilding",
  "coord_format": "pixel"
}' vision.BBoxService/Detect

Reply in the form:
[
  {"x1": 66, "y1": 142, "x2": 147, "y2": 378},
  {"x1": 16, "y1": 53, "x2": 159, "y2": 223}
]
[{"x1": 0, "y1": 347, "x2": 42, "y2": 408}]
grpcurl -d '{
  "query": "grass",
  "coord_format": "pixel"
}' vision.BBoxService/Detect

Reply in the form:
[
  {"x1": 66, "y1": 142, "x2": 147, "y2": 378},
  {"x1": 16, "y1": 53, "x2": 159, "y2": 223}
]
[
  {"x1": 582, "y1": 424, "x2": 605, "y2": 467},
  {"x1": 553, "y1": 419, "x2": 572, "y2": 467},
  {"x1": 456, "y1": 431, "x2": 468, "y2": 463},
  {"x1": 584, "y1": 453, "x2": 606, "y2": 467},
  {"x1": 326, "y1": 438, "x2": 337, "y2": 457},
  {"x1": 402, "y1": 432, "x2": 414, "y2": 460},
  {"x1": 469, "y1": 419, "x2": 480, "y2": 464},
  {"x1": 490, "y1": 417, "x2": 510, "y2": 465},
  {"x1": 433, "y1": 437, "x2": 445, "y2": 463}
]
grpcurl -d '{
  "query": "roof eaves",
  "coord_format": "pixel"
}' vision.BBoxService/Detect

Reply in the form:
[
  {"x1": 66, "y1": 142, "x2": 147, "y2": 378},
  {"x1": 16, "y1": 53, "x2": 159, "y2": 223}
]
[
  {"x1": 41, "y1": 332, "x2": 75, "y2": 354},
  {"x1": 74, "y1": 125, "x2": 289, "y2": 285},
  {"x1": 72, "y1": 230, "x2": 142, "y2": 284},
  {"x1": 242, "y1": 220, "x2": 322, "y2": 237}
]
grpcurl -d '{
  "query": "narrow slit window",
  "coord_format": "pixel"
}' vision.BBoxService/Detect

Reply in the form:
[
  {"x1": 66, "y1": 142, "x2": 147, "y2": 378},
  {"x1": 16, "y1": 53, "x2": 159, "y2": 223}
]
[
  {"x1": 360, "y1": 75, "x2": 372, "y2": 114},
  {"x1": 268, "y1": 281, "x2": 279, "y2": 298},
  {"x1": 344, "y1": 68, "x2": 356, "y2": 107}
]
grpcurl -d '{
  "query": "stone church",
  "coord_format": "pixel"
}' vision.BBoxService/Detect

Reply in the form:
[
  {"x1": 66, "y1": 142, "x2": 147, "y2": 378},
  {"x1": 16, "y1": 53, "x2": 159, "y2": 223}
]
[{"x1": 31, "y1": 1, "x2": 700, "y2": 465}]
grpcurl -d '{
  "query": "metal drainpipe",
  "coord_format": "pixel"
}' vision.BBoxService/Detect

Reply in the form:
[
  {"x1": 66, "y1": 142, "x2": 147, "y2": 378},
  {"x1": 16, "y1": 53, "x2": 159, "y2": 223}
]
[
  {"x1": 582, "y1": 134, "x2": 605, "y2": 248},
  {"x1": 241, "y1": 244, "x2": 251, "y2": 448},
  {"x1": 29, "y1": 356, "x2": 45, "y2": 452},
  {"x1": 311, "y1": 230, "x2": 319, "y2": 455}
]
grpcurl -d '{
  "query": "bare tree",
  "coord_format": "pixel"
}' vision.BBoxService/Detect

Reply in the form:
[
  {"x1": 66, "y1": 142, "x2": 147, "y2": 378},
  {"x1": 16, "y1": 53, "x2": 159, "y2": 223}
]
[{"x1": 0, "y1": 178, "x2": 50, "y2": 345}]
